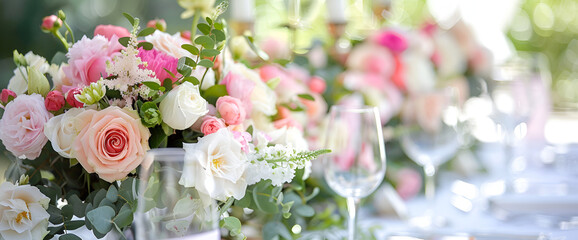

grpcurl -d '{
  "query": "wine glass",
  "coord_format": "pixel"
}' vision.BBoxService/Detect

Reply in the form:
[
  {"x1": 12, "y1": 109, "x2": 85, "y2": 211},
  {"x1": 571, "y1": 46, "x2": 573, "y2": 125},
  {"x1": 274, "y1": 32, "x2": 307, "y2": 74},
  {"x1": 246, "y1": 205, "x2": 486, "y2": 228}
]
[
  {"x1": 322, "y1": 105, "x2": 386, "y2": 240},
  {"x1": 134, "y1": 148, "x2": 220, "y2": 240},
  {"x1": 400, "y1": 87, "x2": 461, "y2": 228}
]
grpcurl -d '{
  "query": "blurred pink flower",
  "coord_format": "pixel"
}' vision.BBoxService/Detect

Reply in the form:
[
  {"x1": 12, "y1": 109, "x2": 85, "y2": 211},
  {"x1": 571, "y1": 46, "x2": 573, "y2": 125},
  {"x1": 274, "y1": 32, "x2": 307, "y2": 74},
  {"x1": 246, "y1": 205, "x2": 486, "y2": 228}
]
[
  {"x1": 137, "y1": 48, "x2": 179, "y2": 83},
  {"x1": 0, "y1": 94, "x2": 53, "y2": 159},
  {"x1": 232, "y1": 130, "x2": 252, "y2": 153},
  {"x1": 395, "y1": 168, "x2": 422, "y2": 200},
  {"x1": 308, "y1": 76, "x2": 326, "y2": 94},
  {"x1": 373, "y1": 30, "x2": 408, "y2": 54},
  {"x1": 259, "y1": 37, "x2": 291, "y2": 60},
  {"x1": 346, "y1": 43, "x2": 395, "y2": 78},
  {"x1": 94, "y1": 25, "x2": 130, "y2": 40},
  {"x1": 63, "y1": 35, "x2": 123, "y2": 88},
  {"x1": 222, "y1": 72, "x2": 255, "y2": 114}
]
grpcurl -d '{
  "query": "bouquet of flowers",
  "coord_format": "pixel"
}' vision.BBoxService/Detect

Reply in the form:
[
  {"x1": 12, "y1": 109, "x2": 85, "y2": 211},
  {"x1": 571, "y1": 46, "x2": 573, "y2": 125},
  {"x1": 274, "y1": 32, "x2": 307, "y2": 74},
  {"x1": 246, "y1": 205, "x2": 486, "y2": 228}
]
[{"x1": 0, "y1": 1, "x2": 329, "y2": 240}]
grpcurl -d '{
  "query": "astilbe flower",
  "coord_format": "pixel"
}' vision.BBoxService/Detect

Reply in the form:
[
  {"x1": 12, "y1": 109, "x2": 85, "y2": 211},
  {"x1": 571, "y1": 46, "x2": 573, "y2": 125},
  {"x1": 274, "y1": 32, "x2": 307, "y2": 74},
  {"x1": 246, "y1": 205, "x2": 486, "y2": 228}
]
[{"x1": 137, "y1": 48, "x2": 179, "y2": 83}]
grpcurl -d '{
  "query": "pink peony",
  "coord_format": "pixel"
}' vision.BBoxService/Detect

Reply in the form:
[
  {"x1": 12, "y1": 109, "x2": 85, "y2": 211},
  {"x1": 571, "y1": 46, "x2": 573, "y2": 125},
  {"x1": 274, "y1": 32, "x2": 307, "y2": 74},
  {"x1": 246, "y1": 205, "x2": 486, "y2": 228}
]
[
  {"x1": 44, "y1": 90, "x2": 65, "y2": 111},
  {"x1": 137, "y1": 48, "x2": 179, "y2": 83},
  {"x1": 63, "y1": 35, "x2": 123, "y2": 88},
  {"x1": 94, "y1": 25, "x2": 130, "y2": 40},
  {"x1": 221, "y1": 72, "x2": 255, "y2": 114},
  {"x1": 41, "y1": 15, "x2": 61, "y2": 32},
  {"x1": 200, "y1": 116, "x2": 226, "y2": 135},
  {"x1": 73, "y1": 107, "x2": 150, "y2": 182},
  {"x1": 216, "y1": 96, "x2": 246, "y2": 126},
  {"x1": 0, "y1": 94, "x2": 53, "y2": 159},
  {"x1": 65, "y1": 88, "x2": 84, "y2": 108},
  {"x1": 0, "y1": 89, "x2": 16, "y2": 105},
  {"x1": 373, "y1": 30, "x2": 408, "y2": 54}
]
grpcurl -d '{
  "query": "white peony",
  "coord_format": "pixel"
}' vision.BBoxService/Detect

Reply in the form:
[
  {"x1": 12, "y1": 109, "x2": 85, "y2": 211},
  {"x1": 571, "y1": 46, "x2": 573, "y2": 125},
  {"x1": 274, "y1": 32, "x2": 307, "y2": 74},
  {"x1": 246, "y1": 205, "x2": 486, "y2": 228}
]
[
  {"x1": 179, "y1": 128, "x2": 248, "y2": 201},
  {"x1": 0, "y1": 182, "x2": 50, "y2": 240},
  {"x1": 159, "y1": 81, "x2": 209, "y2": 130},
  {"x1": 145, "y1": 31, "x2": 192, "y2": 59},
  {"x1": 43, "y1": 108, "x2": 85, "y2": 158}
]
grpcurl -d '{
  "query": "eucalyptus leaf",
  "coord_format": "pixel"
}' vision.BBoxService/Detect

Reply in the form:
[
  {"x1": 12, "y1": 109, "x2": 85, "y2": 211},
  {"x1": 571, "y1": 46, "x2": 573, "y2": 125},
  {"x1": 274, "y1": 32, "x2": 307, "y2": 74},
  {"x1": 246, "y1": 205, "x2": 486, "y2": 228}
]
[
  {"x1": 113, "y1": 204, "x2": 133, "y2": 228},
  {"x1": 63, "y1": 220, "x2": 85, "y2": 230},
  {"x1": 106, "y1": 185, "x2": 118, "y2": 202},
  {"x1": 263, "y1": 221, "x2": 292, "y2": 240},
  {"x1": 86, "y1": 206, "x2": 115, "y2": 234},
  {"x1": 59, "y1": 233, "x2": 81, "y2": 240},
  {"x1": 220, "y1": 216, "x2": 242, "y2": 236}
]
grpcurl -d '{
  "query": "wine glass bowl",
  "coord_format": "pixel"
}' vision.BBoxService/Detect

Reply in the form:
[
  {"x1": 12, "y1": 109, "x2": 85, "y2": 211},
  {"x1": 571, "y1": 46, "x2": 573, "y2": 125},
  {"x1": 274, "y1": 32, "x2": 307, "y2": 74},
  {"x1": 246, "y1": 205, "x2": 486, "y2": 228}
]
[
  {"x1": 322, "y1": 105, "x2": 386, "y2": 240},
  {"x1": 400, "y1": 87, "x2": 461, "y2": 228}
]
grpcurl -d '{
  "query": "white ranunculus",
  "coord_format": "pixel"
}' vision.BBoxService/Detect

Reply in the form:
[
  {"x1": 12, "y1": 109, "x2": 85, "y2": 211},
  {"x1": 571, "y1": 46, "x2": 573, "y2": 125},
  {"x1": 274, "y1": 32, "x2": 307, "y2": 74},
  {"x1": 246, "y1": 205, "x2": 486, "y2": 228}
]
[
  {"x1": 0, "y1": 182, "x2": 50, "y2": 240},
  {"x1": 43, "y1": 108, "x2": 85, "y2": 158},
  {"x1": 8, "y1": 52, "x2": 51, "y2": 95},
  {"x1": 145, "y1": 31, "x2": 192, "y2": 59},
  {"x1": 229, "y1": 63, "x2": 277, "y2": 116},
  {"x1": 160, "y1": 81, "x2": 209, "y2": 130},
  {"x1": 179, "y1": 128, "x2": 248, "y2": 201}
]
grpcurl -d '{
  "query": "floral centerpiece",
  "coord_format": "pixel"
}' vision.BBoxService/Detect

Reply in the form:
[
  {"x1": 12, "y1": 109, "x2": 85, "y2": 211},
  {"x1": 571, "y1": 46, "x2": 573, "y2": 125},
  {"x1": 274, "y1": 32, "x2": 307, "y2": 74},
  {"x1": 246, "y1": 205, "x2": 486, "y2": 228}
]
[{"x1": 0, "y1": 1, "x2": 329, "y2": 239}]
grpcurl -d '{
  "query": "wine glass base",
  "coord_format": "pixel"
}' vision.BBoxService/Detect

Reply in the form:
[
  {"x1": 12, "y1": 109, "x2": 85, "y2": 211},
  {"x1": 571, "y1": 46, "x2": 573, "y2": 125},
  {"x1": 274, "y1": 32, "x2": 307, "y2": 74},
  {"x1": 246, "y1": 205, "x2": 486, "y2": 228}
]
[{"x1": 408, "y1": 214, "x2": 448, "y2": 229}]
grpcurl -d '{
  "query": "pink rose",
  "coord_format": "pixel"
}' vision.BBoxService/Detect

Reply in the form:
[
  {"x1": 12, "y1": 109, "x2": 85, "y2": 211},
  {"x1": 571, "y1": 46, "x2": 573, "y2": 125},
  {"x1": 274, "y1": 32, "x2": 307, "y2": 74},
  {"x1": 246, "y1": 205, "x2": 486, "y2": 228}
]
[
  {"x1": 200, "y1": 116, "x2": 226, "y2": 135},
  {"x1": 0, "y1": 94, "x2": 53, "y2": 159},
  {"x1": 44, "y1": 91, "x2": 65, "y2": 111},
  {"x1": 63, "y1": 35, "x2": 123, "y2": 88},
  {"x1": 0, "y1": 89, "x2": 16, "y2": 105},
  {"x1": 66, "y1": 88, "x2": 83, "y2": 108},
  {"x1": 373, "y1": 30, "x2": 408, "y2": 54},
  {"x1": 94, "y1": 25, "x2": 130, "y2": 40},
  {"x1": 41, "y1": 15, "x2": 61, "y2": 32},
  {"x1": 216, "y1": 96, "x2": 246, "y2": 126},
  {"x1": 73, "y1": 107, "x2": 150, "y2": 182}
]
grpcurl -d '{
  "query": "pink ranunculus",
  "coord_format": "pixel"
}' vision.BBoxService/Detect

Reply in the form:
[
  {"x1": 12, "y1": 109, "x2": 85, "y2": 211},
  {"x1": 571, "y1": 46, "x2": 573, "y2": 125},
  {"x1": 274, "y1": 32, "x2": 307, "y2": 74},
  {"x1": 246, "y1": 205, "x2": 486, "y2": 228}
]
[
  {"x1": 395, "y1": 167, "x2": 422, "y2": 200},
  {"x1": 0, "y1": 89, "x2": 16, "y2": 105},
  {"x1": 216, "y1": 96, "x2": 246, "y2": 126},
  {"x1": 137, "y1": 48, "x2": 180, "y2": 83},
  {"x1": 232, "y1": 130, "x2": 252, "y2": 153},
  {"x1": 200, "y1": 116, "x2": 226, "y2": 135},
  {"x1": 73, "y1": 107, "x2": 150, "y2": 182},
  {"x1": 66, "y1": 88, "x2": 84, "y2": 108},
  {"x1": 0, "y1": 94, "x2": 53, "y2": 159},
  {"x1": 94, "y1": 25, "x2": 130, "y2": 40},
  {"x1": 221, "y1": 72, "x2": 255, "y2": 114},
  {"x1": 41, "y1": 15, "x2": 61, "y2": 32},
  {"x1": 44, "y1": 90, "x2": 65, "y2": 111},
  {"x1": 373, "y1": 30, "x2": 408, "y2": 54},
  {"x1": 63, "y1": 35, "x2": 123, "y2": 88}
]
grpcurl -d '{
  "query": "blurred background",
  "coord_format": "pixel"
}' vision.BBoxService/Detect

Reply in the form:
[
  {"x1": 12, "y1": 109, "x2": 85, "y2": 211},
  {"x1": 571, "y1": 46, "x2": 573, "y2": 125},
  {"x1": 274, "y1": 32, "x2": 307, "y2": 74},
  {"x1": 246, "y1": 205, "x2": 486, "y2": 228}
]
[{"x1": 0, "y1": 0, "x2": 578, "y2": 180}]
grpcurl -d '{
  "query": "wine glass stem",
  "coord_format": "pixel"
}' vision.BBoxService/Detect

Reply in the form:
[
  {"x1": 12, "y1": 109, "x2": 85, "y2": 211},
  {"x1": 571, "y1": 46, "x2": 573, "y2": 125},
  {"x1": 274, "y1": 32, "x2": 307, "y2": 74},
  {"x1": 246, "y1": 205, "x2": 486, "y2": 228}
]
[
  {"x1": 346, "y1": 197, "x2": 360, "y2": 240},
  {"x1": 424, "y1": 164, "x2": 436, "y2": 204}
]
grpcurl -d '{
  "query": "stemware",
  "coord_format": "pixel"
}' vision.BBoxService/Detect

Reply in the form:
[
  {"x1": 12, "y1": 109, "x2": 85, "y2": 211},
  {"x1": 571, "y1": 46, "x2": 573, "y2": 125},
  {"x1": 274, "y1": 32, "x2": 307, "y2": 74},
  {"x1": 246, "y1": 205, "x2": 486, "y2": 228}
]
[
  {"x1": 134, "y1": 148, "x2": 220, "y2": 240},
  {"x1": 322, "y1": 105, "x2": 387, "y2": 240},
  {"x1": 400, "y1": 87, "x2": 461, "y2": 228}
]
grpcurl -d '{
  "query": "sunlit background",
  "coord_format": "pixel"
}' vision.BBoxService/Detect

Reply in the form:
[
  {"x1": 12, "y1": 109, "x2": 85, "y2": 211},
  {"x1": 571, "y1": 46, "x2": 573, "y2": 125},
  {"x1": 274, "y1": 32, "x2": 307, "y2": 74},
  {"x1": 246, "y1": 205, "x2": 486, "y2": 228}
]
[{"x1": 1, "y1": 0, "x2": 578, "y2": 180}]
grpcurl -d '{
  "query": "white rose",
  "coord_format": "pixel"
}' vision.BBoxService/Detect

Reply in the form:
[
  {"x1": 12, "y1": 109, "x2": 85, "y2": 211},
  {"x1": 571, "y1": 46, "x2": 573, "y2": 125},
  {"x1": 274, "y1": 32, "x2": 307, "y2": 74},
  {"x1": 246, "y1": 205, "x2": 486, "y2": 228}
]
[
  {"x1": 229, "y1": 63, "x2": 277, "y2": 116},
  {"x1": 269, "y1": 126, "x2": 309, "y2": 151},
  {"x1": 0, "y1": 182, "x2": 50, "y2": 240},
  {"x1": 179, "y1": 128, "x2": 248, "y2": 201},
  {"x1": 145, "y1": 31, "x2": 192, "y2": 58},
  {"x1": 160, "y1": 81, "x2": 209, "y2": 130},
  {"x1": 43, "y1": 108, "x2": 85, "y2": 158}
]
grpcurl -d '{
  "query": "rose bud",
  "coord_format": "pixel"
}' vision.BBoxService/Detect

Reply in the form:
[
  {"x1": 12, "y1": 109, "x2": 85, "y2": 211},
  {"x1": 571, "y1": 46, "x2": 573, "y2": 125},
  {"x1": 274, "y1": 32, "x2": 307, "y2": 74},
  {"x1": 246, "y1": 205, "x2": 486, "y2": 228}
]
[{"x1": 45, "y1": 90, "x2": 65, "y2": 111}]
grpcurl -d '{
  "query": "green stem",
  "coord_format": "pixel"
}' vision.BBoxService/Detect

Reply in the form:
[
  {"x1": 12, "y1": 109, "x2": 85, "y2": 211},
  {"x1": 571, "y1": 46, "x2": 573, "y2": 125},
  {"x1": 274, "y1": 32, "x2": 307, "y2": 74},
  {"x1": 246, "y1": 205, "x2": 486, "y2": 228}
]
[
  {"x1": 53, "y1": 30, "x2": 69, "y2": 50},
  {"x1": 190, "y1": 10, "x2": 202, "y2": 42},
  {"x1": 63, "y1": 21, "x2": 75, "y2": 44}
]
